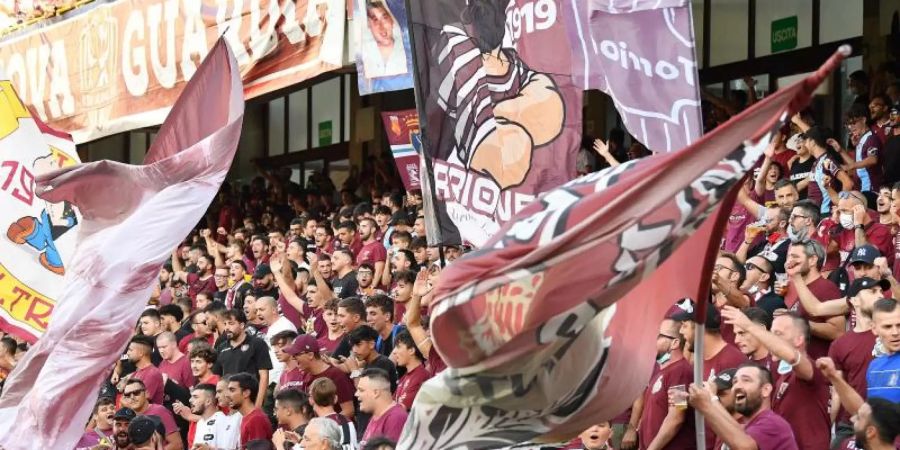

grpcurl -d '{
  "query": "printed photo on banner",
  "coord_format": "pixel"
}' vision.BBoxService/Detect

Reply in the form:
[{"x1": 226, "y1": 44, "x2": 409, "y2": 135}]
[{"x1": 354, "y1": 0, "x2": 414, "y2": 95}]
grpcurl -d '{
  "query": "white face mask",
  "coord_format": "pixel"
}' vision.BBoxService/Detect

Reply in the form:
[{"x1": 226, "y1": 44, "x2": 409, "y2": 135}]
[
  {"x1": 657, "y1": 352, "x2": 671, "y2": 365},
  {"x1": 839, "y1": 213, "x2": 855, "y2": 230},
  {"x1": 777, "y1": 359, "x2": 794, "y2": 375}
]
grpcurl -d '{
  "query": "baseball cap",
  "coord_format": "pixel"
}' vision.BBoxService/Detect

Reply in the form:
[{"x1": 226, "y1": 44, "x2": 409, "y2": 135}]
[
  {"x1": 128, "y1": 415, "x2": 163, "y2": 445},
  {"x1": 670, "y1": 300, "x2": 721, "y2": 330},
  {"x1": 800, "y1": 126, "x2": 828, "y2": 148},
  {"x1": 713, "y1": 368, "x2": 738, "y2": 392},
  {"x1": 113, "y1": 407, "x2": 136, "y2": 421},
  {"x1": 253, "y1": 263, "x2": 272, "y2": 279},
  {"x1": 848, "y1": 245, "x2": 881, "y2": 265},
  {"x1": 848, "y1": 277, "x2": 891, "y2": 298},
  {"x1": 284, "y1": 334, "x2": 320, "y2": 356}
]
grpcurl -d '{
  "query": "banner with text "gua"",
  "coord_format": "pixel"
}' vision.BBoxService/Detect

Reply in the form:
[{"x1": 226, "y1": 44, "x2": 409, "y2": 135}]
[
  {"x1": 398, "y1": 48, "x2": 847, "y2": 449},
  {"x1": 0, "y1": 81, "x2": 80, "y2": 344},
  {"x1": 409, "y1": 0, "x2": 582, "y2": 247},
  {"x1": 381, "y1": 109, "x2": 421, "y2": 191},
  {"x1": 563, "y1": 0, "x2": 703, "y2": 152},
  {"x1": 0, "y1": 0, "x2": 345, "y2": 143}
]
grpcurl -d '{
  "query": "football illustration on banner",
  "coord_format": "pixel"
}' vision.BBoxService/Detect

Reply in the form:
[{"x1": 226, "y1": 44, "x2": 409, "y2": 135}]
[{"x1": 0, "y1": 80, "x2": 80, "y2": 343}]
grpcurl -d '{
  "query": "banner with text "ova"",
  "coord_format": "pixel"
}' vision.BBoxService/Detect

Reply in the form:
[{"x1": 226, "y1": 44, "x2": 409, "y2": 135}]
[{"x1": 0, "y1": 0, "x2": 345, "y2": 143}]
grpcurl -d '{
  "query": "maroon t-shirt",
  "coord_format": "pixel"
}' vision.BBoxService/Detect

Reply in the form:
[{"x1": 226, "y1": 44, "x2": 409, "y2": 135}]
[
  {"x1": 395, "y1": 364, "x2": 430, "y2": 410},
  {"x1": 787, "y1": 277, "x2": 843, "y2": 360},
  {"x1": 828, "y1": 330, "x2": 876, "y2": 424},
  {"x1": 317, "y1": 333, "x2": 344, "y2": 355},
  {"x1": 638, "y1": 358, "x2": 694, "y2": 450},
  {"x1": 357, "y1": 240, "x2": 388, "y2": 266},
  {"x1": 425, "y1": 350, "x2": 447, "y2": 376},
  {"x1": 144, "y1": 404, "x2": 178, "y2": 438},
  {"x1": 301, "y1": 366, "x2": 355, "y2": 405},
  {"x1": 240, "y1": 408, "x2": 274, "y2": 443},
  {"x1": 771, "y1": 359, "x2": 830, "y2": 450},
  {"x1": 743, "y1": 409, "x2": 799, "y2": 450},
  {"x1": 278, "y1": 367, "x2": 305, "y2": 392},
  {"x1": 278, "y1": 290, "x2": 304, "y2": 329},
  {"x1": 753, "y1": 355, "x2": 780, "y2": 383},
  {"x1": 703, "y1": 344, "x2": 747, "y2": 379},
  {"x1": 360, "y1": 403, "x2": 408, "y2": 445},
  {"x1": 132, "y1": 365, "x2": 165, "y2": 405},
  {"x1": 160, "y1": 354, "x2": 194, "y2": 389},
  {"x1": 186, "y1": 272, "x2": 216, "y2": 302}
]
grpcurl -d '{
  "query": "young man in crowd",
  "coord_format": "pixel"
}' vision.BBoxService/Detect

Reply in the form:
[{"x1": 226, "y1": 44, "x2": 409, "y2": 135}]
[
  {"x1": 189, "y1": 383, "x2": 241, "y2": 449},
  {"x1": 392, "y1": 330, "x2": 429, "y2": 411},
  {"x1": 721, "y1": 307, "x2": 830, "y2": 450},
  {"x1": 318, "y1": 298, "x2": 345, "y2": 354},
  {"x1": 172, "y1": 251, "x2": 217, "y2": 303},
  {"x1": 189, "y1": 347, "x2": 219, "y2": 386},
  {"x1": 211, "y1": 309, "x2": 272, "y2": 409},
  {"x1": 124, "y1": 335, "x2": 165, "y2": 405},
  {"x1": 120, "y1": 379, "x2": 184, "y2": 450},
  {"x1": 390, "y1": 270, "x2": 416, "y2": 324},
  {"x1": 356, "y1": 368, "x2": 407, "y2": 447},
  {"x1": 356, "y1": 263, "x2": 381, "y2": 298},
  {"x1": 732, "y1": 307, "x2": 778, "y2": 375},
  {"x1": 75, "y1": 397, "x2": 116, "y2": 448},
  {"x1": 851, "y1": 398, "x2": 900, "y2": 450},
  {"x1": 285, "y1": 334, "x2": 355, "y2": 419},
  {"x1": 179, "y1": 311, "x2": 213, "y2": 353},
  {"x1": 309, "y1": 377, "x2": 359, "y2": 449},
  {"x1": 687, "y1": 363, "x2": 797, "y2": 450},
  {"x1": 365, "y1": 295, "x2": 403, "y2": 358},
  {"x1": 332, "y1": 297, "x2": 366, "y2": 360},
  {"x1": 330, "y1": 248, "x2": 359, "y2": 299},
  {"x1": 110, "y1": 407, "x2": 137, "y2": 450},
  {"x1": 159, "y1": 304, "x2": 190, "y2": 344},
  {"x1": 157, "y1": 332, "x2": 194, "y2": 389},
  {"x1": 226, "y1": 372, "x2": 274, "y2": 444},
  {"x1": 211, "y1": 265, "x2": 231, "y2": 304},
  {"x1": 639, "y1": 316, "x2": 694, "y2": 450},
  {"x1": 251, "y1": 264, "x2": 280, "y2": 299},
  {"x1": 740, "y1": 256, "x2": 785, "y2": 315},
  {"x1": 274, "y1": 389, "x2": 314, "y2": 437},
  {"x1": 674, "y1": 303, "x2": 746, "y2": 380},
  {"x1": 225, "y1": 260, "x2": 252, "y2": 310},
  {"x1": 784, "y1": 240, "x2": 845, "y2": 359},
  {"x1": 256, "y1": 296, "x2": 298, "y2": 387},
  {"x1": 357, "y1": 218, "x2": 387, "y2": 283}
]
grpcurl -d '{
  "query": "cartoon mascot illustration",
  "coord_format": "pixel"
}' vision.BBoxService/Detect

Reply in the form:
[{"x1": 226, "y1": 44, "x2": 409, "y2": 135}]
[
  {"x1": 436, "y1": 0, "x2": 565, "y2": 190},
  {"x1": 6, "y1": 151, "x2": 78, "y2": 275}
]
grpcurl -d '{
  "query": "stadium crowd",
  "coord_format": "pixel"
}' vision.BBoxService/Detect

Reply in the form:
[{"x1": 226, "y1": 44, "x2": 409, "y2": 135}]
[{"x1": 1, "y1": 70, "x2": 900, "y2": 450}]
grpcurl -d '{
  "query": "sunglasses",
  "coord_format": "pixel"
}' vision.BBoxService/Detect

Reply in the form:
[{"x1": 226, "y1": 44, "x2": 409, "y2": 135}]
[
  {"x1": 122, "y1": 389, "x2": 145, "y2": 399},
  {"x1": 744, "y1": 262, "x2": 765, "y2": 272}
]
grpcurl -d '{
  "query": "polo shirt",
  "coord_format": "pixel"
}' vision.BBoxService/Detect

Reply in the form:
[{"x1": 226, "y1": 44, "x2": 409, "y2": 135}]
[
  {"x1": 867, "y1": 352, "x2": 900, "y2": 402},
  {"x1": 212, "y1": 334, "x2": 273, "y2": 377}
]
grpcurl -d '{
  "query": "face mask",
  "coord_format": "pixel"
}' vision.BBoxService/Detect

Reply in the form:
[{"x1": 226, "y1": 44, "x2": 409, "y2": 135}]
[
  {"x1": 657, "y1": 352, "x2": 671, "y2": 365},
  {"x1": 747, "y1": 284, "x2": 760, "y2": 295},
  {"x1": 839, "y1": 213, "x2": 855, "y2": 230},
  {"x1": 787, "y1": 224, "x2": 807, "y2": 242},
  {"x1": 777, "y1": 359, "x2": 794, "y2": 375}
]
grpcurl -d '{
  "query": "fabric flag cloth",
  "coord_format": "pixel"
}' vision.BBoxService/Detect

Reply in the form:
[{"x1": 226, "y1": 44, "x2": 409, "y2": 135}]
[
  {"x1": 408, "y1": 0, "x2": 582, "y2": 247},
  {"x1": 397, "y1": 47, "x2": 848, "y2": 449},
  {"x1": 563, "y1": 0, "x2": 703, "y2": 152},
  {"x1": 381, "y1": 109, "x2": 422, "y2": 191},
  {"x1": 0, "y1": 85, "x2": 81, "y2": 344},
  {"x1": 0, "y1": 38, "x2": 244, "y2": 450}
]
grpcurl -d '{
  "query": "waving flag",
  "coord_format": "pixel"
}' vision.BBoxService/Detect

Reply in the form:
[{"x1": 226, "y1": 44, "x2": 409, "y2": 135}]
[
  {"x1": 397, "y1": 48, "x2": 848, "y2": 449},
  {"x1": 409, "y1": 0, "x2": 582, "y2": 247},
  {"x1": 0, "y1": 38, "x2": 244, "y2": 450},
  {"x1": 0, "y1": 85, "x2": 80, "y2": 344},
  {"x1": 563, "y1": 0, "x2": 703, "y2": 152}
]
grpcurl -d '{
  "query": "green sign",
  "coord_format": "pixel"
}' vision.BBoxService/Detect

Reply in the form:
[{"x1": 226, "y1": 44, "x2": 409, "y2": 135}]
[
  {"x1": 318, "y1": 120, "x2": 333, "y2": 147},
  {"x1": 771, "y1": 16, "x2": 798, "y2": 53}
]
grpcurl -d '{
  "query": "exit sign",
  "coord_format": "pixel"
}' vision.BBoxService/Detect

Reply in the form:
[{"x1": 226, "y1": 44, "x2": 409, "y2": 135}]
[{"x1": 771, "y1": 16, "x2": 798, "y2": 53}]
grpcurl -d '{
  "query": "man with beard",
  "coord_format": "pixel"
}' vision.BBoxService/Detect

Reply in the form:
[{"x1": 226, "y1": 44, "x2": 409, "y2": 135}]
[
  {"x1": 226, "y1": 372, "x2": 274, "y2": 444},
  {"x1": 638, "y1": 317, "x2": 694, "y2": 450},
  {"x1": 380, "y1": 248, "x2": 416, "y2": 290},
  {"x1": 357, "y1": 218, "x2": 387, "y2": 286},
  {"x1": 851, "y1": 398, "x2": 900, "y2": 450},
  {"x1": 172, "y1": 251, "x2": 217, "y2": 304},
  {"x1": 225, "y1": 260, "x2": 252, "y2": 311},
  {"x1": 211, "y1": 309, "x2": 272, "y2": 409},
  {"x1": 675, "y1": 300, "x2": 746, "y2": 380},
  {"x1": 390, "y1": 270, "x2": 416, "y2": 324},
  {"x1": 738, "y1": 206, "x2": 791, "y2": 276},
  {"x1": 784, "y1": 240, "x2": 845, "y2": 360},
  {"x1": 688, "y1": 363, "x2": 797, "y2": 450},
  {"x1": 179, "y1": 311, "x2": 213, "y2": 353},
  {"x1": 248, "y1": 235, "x2": 270, "y2": 274},
  {"x1": 110, "y1": 407, "x2": 137, "y2": 450},
  {"x1": 188, "y1": 383, "x2": 240, "y2": 449},
  {"x1": 337, "y1": 221, "x2": 363, "y2": 257},
  {"x1": 739, "y1": 178, "x2": 801, "y2": 222},
  {"x1": 251, "y1": 264, "x2": 279, "y2": 299},
  {"x1": 124, "y1": 335, "x2": 165, "y2": 405},
  {"x1": 721, "y1": 307, "x2": 830, "y2": 450}
]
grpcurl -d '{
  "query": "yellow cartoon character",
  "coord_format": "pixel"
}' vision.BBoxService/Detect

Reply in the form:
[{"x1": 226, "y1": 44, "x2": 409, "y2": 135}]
[{"x1": 6, "y1": 151, "x2": 78, "y2": 275}]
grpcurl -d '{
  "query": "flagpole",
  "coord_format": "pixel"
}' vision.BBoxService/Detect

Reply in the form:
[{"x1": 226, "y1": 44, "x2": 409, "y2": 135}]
[{"x1": 693, "y1": 322, "x2": 706, "y2": 449}]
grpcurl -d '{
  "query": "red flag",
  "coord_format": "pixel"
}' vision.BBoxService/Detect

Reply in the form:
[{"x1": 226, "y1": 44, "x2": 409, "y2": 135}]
[
  {"x1": 397, "y1": 47, "x2": 848, "y2": 449},
  {"x1": 0, "y1": 38, "x2": 244, "y2": 450}
]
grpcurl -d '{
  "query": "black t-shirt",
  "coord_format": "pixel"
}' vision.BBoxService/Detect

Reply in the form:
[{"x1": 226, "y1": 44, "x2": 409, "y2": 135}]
[
  {"x1": 212, "y1": 290, "x2": 228, "y2": 304},
  {"x1": 883, "y1": 134, "x2": 900, "y2": 186},
  {"x1": 789, "y1": 155, "x2": 816, "y2": 198},
  {"x1": 756, "y1": 292, "x2": 787, "y2": 316},
  {"x1": 251, "y1": 285, "x2": 280, "y2": 299},
  {"x1": 332, "y1": 271, "x2": 359, "y2": 299},
  {"x1": 749, "y1": 236, "x2": 790, "y2": 276},
  {"x1": 333, "y1": 334, "x2": 352, "y2": 359},
  {"x1": 212, "y1": 334, "x2": 273, "y2": 377}
]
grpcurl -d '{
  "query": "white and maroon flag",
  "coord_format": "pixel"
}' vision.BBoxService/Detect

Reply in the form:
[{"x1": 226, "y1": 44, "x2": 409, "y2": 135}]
[
  {"x1": 0, "y1": 38, "x2": 244, "y2": 450},
  {"x1": 397, "y1": 48, "x2": 847, "y2": 449},
  {"x1": 563, "y1": 0, "x2": 703, "y2": 152}
]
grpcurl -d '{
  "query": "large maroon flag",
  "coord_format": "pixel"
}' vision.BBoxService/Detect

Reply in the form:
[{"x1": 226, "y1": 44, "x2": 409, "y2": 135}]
[
  {"x1": 397, "y1": 48, "x2": 847, "y2": 449},
  {"x1": 563, "y1": 0, "x2": 703, "y2": 152},
  {"x1": 0, "y1": 39, "x2": 244, "y2": 450}
]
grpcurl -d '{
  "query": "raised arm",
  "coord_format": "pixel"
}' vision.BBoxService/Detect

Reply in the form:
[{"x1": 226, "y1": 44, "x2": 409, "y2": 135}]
[
  {"x1": 791, "y1": 272, "x2": 849, "y2": 317},
  {"x1": 721, "y1": 306, "x2": 814, "y2": 380}
]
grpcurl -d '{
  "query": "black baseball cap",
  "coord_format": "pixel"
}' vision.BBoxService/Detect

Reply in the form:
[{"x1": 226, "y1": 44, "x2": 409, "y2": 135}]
[
  {"x1": 801, "y1": 126, "x2": 828, "y2": 148},
  {"x1": 849, "y1": 245, "x2": 881, "y2": 265},
  {"x1": 670, "y1": 300, "x2": 721, "y2": 330},
  {"x1": 113, "y1": 407, "x2": 136, "y2": 421},
  {"x1": 848, "y1": 277, "x2": 890, "y2": 298},
  {"x1": 713, "y1": 368, "x2": 738, "y2": 392},
  {"x1": 253, "y1": 263, "x2": 272, "y2": 279},
  {"x1": 128, "y1": 415, "x2": 163, "y2": 445}
]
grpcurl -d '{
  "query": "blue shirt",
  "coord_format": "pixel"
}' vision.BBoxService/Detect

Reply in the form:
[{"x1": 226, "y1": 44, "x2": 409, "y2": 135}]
[{"x1": 867, "y1": 352, "x2": 900, "y2": 402}]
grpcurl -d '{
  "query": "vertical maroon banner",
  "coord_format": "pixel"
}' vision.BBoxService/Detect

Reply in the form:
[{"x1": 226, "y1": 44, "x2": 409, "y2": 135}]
[{"x1": 381, "y1": 109, "x2": 421, "y2": 191}]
